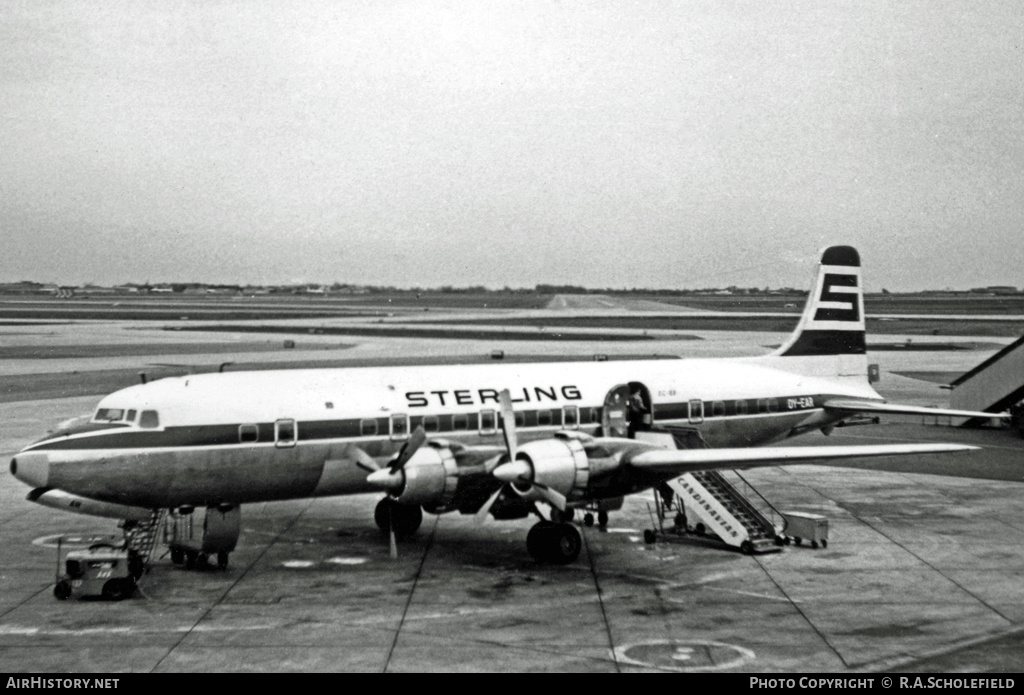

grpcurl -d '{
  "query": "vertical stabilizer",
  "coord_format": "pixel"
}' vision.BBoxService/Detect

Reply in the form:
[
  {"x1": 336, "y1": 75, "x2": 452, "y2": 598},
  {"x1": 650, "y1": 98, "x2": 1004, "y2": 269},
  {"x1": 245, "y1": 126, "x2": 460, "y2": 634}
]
[{"x1": 755, "y1": 246, "x2": 868, "y2": 382}]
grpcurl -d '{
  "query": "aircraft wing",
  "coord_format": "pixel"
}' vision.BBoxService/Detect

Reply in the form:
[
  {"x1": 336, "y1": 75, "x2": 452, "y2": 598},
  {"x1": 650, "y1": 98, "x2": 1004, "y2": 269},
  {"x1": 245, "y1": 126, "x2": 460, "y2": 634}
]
[
  {"x1": 627, "y1": 442, "x2": 979, "y2": 475},
  {"x1": 822, "y1": 399, "x2": 1009, "y2": 420}
]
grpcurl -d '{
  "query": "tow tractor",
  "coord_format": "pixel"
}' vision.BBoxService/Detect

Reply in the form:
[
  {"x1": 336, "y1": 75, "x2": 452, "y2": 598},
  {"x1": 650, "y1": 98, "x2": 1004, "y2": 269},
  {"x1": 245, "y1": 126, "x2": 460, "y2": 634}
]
[{"x1": 53, "y1": 540, "x2": 144, "y2": 601}]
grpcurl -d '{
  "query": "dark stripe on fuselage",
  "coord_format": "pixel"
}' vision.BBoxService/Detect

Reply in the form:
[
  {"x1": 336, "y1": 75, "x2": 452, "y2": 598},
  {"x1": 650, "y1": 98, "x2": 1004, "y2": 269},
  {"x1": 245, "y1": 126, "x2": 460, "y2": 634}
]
[
  {"x1": 779, "y1": 329, "x2": 866, "y2": 357},
  {"x1": 26, "y1": 395, "x2": 830, "y2": 451}
]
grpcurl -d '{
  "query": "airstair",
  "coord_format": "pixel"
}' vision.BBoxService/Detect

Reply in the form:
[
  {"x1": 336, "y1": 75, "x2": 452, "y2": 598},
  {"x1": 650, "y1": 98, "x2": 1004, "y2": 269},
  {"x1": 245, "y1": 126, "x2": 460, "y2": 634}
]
[
  {"x1": 639, "y1": 427, "x2": 785, "y2": 554},
  {"x1": 665, "y1": 471, "x2": 784, "y2": 554}
]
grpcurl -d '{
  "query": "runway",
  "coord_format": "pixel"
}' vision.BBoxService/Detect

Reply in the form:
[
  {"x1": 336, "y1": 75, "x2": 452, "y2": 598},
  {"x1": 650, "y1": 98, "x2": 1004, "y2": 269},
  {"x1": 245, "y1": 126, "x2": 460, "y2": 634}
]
[{"x1": 0, "y1": 315, "x2": 1022, "y2": 673}]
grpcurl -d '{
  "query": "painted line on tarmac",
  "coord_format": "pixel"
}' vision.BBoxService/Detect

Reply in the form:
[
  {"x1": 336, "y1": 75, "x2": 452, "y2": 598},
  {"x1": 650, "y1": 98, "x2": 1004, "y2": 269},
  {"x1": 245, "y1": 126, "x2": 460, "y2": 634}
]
[{"x1": 0, "y1": 623, "x2": 279, "y2": 637}]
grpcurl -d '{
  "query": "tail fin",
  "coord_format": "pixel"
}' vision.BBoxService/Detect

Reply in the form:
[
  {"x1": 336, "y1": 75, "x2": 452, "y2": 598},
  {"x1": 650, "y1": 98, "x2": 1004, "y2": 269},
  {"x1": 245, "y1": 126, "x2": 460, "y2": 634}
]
[{"x1": 756, "y1": 245, "x2": 868, "y2": 382}]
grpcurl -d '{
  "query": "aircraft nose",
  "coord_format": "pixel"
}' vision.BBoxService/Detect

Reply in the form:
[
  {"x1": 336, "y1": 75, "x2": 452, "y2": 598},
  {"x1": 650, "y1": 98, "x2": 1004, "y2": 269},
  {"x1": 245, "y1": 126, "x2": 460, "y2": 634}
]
[{"x1": 10, "y1": 452, "x2": 49, "y2": 488}]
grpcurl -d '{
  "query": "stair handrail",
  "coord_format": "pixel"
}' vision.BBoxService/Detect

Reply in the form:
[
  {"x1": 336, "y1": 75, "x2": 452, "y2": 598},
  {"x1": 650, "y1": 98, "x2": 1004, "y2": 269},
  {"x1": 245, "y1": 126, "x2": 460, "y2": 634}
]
[{"x1": 720, "y1": 469, "x2": 787, "y2": 536}]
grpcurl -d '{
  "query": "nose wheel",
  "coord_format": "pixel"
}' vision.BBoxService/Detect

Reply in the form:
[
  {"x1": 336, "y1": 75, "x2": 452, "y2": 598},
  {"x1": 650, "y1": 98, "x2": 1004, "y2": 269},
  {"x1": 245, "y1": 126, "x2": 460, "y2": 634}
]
[{"x1": 526, "y1": 521, "x2": 582, "y2": 564}]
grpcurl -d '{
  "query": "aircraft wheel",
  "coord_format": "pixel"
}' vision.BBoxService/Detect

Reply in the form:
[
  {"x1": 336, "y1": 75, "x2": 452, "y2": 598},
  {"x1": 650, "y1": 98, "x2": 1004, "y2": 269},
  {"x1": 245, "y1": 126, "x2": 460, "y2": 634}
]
[
  {"x1": 583, "y1": 513, "x2": 594, "y2": 527},
  {"x1": 811, "y1": 540, "x2": 819, "y2": 549},
  {"x1": 102, "y1": 578, "x2": 132, "y2": 601},
  {"x1": 54, "y1": 580, "x2": 71, "y2": 601},
  {"x1": 741, "y1": 540, "x2": 753, "y2": 555},
  {"x1": 217, "y1": 552, "x2": 229, "y2": 569},
  {"x1": 393, "y1": 504, "x2": 423, "y2": 538},
  {"x1": 674, "y1": 512, "x2": 686, "y2": 530},
  {"x1": 598, "y1": 511, "x2": 609, "y2": 527},
  {"x1": 695, "y1": 523, "x2": 706, "y2": 536},
  {"x1": 794, "y1": 537, "x2": 802, "y2": 546},
  {"x1": 185, "y1": 551, "x2": 198, "y2": 570},
  {"x1": 643, "y1": 529, "x2": 657, "y2": 544},
  {"x1": 527, "y1": 521, "x2": 557, "y2": 562},
  {"x1": 374, "y1": 499, "x2": 423, "y2": 538},
  {"x1": 548, "y1": 524, "x2": 582, "y2": 565},
  {"x1": 171, "y1": 547, "x2": 185, "y2": 565},
  {"x1": 821, "y1": 539, "x2": 828, "y2": 549}
]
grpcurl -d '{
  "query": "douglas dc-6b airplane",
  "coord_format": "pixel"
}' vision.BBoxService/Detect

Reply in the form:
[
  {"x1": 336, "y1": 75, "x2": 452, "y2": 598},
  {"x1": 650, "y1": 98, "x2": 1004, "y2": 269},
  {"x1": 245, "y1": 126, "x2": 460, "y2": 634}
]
[{"x1": 10, "y1": 246, "x2": 1007, "y2": 565}]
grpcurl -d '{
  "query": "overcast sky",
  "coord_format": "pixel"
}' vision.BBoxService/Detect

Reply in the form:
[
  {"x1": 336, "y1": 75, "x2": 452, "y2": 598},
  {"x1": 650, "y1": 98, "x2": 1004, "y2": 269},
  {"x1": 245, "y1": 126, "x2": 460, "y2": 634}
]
[{"x1": 2, "y1": 1, "x2": 1022, "y2": 291}]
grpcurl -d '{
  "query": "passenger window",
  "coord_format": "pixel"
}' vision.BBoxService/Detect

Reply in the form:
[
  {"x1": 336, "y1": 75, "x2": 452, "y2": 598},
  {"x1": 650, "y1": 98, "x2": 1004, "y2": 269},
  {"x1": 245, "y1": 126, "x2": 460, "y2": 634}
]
[
  {"x1": 360, "y1": 419, "x2": 378, "y2": 436},
  {"x1": 712, "y1": 401, "x2": 726, "y2": 417},
  {"x1": 422, "y1": 415, "x2": 439, "y2": 433},
  {"x1": 688, "y1": 399, "x2": 704, "y2": 424},
  {"x1": 757, "y1": 399, "x2": 769, "y2": 414},
  {"x1": 590, "y1": 408, "x2": 601, "y2": 424},
  {"x1": 479, "y1": 409, "x2": 496, "y2": 434},
  {"x1": 514, "y1": 412, "x2": 526, "y2": 427},
  {"x1": 275, "y1": 419, "x2": 297, "y2": 447},
  {"x1": 390, "y1": 414, "x2": 409, "y2": 440},
  {"x1": 139, "y1": 410, "x2": 160, "y2": 429},
  {"x1": 239, "y1": 424, "x2": 259, "y2": 443},
  {"x1": 563, "y1": 406, "x2": 579, "y2": 429},
  {"x1": 537, "y1": 409, "x2": 552, "y2": 426},
  {"x1": 768, "y1": 398, "x2": 779, "y2": 413},
  {"x1": 734, "y1": 400, "x2": 749, "y2": 416},
  {"x1": 452, "y1": 414, "x2": 468, "y2": 431}
]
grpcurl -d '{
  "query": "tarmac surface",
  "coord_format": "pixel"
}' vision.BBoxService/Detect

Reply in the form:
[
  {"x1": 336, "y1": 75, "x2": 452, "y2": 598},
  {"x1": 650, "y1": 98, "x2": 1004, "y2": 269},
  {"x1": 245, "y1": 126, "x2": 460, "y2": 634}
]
[{"x1": 0, "y1": 313, "x2": 1022, "y2": 673}]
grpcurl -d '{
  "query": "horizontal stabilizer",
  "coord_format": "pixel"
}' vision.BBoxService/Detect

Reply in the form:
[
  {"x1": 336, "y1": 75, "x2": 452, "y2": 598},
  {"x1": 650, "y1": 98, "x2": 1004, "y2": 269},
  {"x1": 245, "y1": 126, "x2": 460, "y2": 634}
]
[
  {"x1": 823, "y1": 399, "x2": 1010, "y2": 420},
  {"x1": 628, "y1": 443, "x2": 979, "y2": 475}
]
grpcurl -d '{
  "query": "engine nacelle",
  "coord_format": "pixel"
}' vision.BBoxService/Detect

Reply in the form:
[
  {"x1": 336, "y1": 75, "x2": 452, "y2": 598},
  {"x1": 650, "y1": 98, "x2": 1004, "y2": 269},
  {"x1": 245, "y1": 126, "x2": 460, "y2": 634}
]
[
  {"x1": 511, "y1": 436, "x2": 589, "y2": 503},
  {"x1": 390, "y1": 444, "x2": 459, "y2": 508}
]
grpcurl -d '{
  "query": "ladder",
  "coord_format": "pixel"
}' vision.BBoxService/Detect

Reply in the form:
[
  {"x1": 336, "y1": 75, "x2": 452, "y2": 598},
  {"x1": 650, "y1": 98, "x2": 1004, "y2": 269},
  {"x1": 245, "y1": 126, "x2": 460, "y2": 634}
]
[
  {"x1": 657, "y1": 426, "x2": 785, "y2": 554},
  {"x1": 685, "y1": 471, "x2": 783, "y2": 552},
  {"x1": 123, "y1": 509, "x2": 166, "y2": 567}
]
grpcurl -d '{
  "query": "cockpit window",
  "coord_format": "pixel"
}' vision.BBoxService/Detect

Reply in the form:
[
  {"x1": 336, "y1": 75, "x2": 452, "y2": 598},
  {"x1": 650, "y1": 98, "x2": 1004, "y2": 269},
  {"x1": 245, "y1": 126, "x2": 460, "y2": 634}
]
[
  {"x1": 139, "y1": 410, "x2": 160, "y2": 429},
  {"x1": 94, "y1": 408, "x2": 125, "y2": 422},
  {"x1": 126, "y1": 409, "x2": 137, "y2": 423}
]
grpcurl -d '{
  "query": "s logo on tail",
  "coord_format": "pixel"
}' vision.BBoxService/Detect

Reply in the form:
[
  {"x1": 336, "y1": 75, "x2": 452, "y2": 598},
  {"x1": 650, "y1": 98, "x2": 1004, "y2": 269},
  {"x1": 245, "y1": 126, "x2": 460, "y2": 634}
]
[{"x1": 773, "y1": 245, "x2": 866, "y2": 358}]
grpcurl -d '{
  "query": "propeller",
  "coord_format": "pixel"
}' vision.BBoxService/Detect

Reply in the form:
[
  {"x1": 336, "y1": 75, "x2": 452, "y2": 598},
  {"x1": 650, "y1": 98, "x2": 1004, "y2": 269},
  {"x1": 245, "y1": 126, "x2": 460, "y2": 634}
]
[
  {"x1": 360, "y1": 426, "x2": 428, "y2": 560},
  {"x1": 475, "y1": 390, "x2": 567, "y2": 523},
  {"x1": 365, "y1": 426, "x2": 427, "y2": 492}
]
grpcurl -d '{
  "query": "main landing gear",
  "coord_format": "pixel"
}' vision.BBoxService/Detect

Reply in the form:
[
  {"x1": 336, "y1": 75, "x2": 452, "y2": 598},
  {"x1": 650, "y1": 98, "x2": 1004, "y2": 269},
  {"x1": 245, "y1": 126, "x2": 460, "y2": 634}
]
[
  {"x1": 374, "y1": 498, "x2": 423, "y2": 538},
  {"x1": 526, "y1": 521, "x2": 582, "y2": 564}
]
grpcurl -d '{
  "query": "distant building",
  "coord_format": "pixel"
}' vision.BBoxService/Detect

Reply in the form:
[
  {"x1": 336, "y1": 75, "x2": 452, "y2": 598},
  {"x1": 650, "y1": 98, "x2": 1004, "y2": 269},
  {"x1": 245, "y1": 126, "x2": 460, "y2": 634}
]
[{"x1": 969, "y1": 286, "x2": 1019, "y2": 295}]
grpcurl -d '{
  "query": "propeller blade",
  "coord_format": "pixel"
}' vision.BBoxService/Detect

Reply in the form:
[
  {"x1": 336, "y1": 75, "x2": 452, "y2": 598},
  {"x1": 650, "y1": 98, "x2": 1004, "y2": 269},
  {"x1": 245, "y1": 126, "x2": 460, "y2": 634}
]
[
  {"x1": 389, "y1": 426, "x2": 427, "y2": 472},
  {"x1": 498, "y1": 389, "x2": 518, "y2": 464},
  {"x1": 352, "y1": 448, "x2": 380, "y2": 473},
  {"x1": 388, "y1": 504, "x2": 398, "y2": 559},
  {"x1": 474, "y1": 486, "x2": 504, "y2": 524}
]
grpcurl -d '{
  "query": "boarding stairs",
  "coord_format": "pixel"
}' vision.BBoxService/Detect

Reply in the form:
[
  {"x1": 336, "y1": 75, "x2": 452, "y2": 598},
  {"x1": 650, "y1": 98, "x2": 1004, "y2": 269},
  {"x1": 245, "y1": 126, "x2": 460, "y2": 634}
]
[
  {"x1": 123, "y1": 509, "x2": 166, "y2": 566},
  {"x1": 640, "y1": 426, "x2": 784, "y2": 554},
  {"x1": 667, "y1": 471, "x2": 783, "y2": 554}
]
